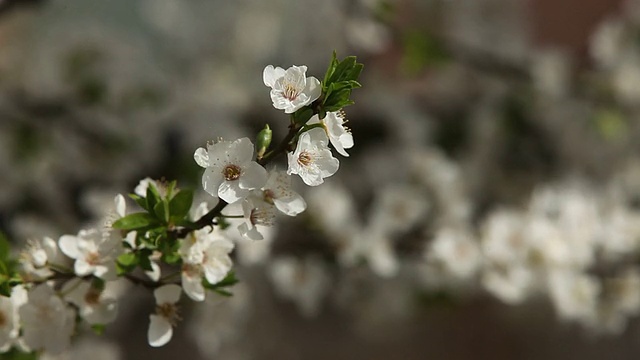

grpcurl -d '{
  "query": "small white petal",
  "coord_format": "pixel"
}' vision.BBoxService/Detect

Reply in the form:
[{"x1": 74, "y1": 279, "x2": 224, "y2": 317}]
[
  {"x1": 238, "y1": 222, "x2": 264, "y2": 240},
  {"x1": 114, "y1": 194, "x2": 127, "y2": 218},
  {"x1": 58, "y1": 235, "x2": 80, "y2": 259},
  {"x1": 263, "y1": 65, "x2": 285, "y2": 88},
  {"x1": 194, "y1": 147, "x2": 210, "y2": 168},
  {"x1": 154, "y1": 284, "x2": 182, "y2": 304},
  {"x1": 146, "y1": 261, "x2": 161, "y2": 282},
  {"x1": 148, "y1": 315, "x2": 173, "y2": 347},
  {"x1": 274, "y1": 194, "x2": 307, "y2": 216},
  {"x1": 74, "y1": 260, "x2": 93, "y2": 277},
  {"x1": 181, "y1": 275, "x2": 205, "y2": 302}
]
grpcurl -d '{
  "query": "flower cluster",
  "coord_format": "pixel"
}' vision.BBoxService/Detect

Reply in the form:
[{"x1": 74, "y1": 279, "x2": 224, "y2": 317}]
[{"x1": 0, "y1": 53, "x2": 362, "y2": 357}]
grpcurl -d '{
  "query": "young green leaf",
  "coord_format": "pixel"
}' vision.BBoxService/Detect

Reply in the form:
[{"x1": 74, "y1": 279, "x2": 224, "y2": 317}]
[
  {"x1": 113, "y1": 213, "x2": 158, "y2": 230},
  {"x1": 169, "y1": 189, "x2": 193, "y2": 221}
]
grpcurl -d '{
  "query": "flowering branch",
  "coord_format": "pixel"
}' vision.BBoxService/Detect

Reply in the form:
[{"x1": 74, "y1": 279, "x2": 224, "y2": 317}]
[{"x1": 0, "y1": 51, "x2": 363, "y2": 356}]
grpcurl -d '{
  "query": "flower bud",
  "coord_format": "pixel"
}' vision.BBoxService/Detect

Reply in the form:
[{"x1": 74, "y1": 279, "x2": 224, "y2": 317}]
[{"x1": 256, "y1": 124, "x2": 272, "y2": 159}]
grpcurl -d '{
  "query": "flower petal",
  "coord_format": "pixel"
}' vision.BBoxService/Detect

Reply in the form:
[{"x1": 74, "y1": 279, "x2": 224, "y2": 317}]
[
  {"x1": 58, "y1": 235, "x2": 80, "y2": 259},
  {"x1": 238, "y1": 222, "x2": 264, "y2": 240},
  {"x1": 181, "y1": 275, "x2": 205, "y2": 302},
  {"x1": 263, "y1": 65, "x2": 285, "y2": 88},
  {"x1": 194, "y1": 147, "x2": 210, "y2": 168},
  {"x1": 228, "y1": 137, "x2": 254, "y2": 164},
  {"x1": 239, "y1": 162, "x2": 268, "y2": 190},
  {"x1": 154, "y1": 284, "x2": 182, "y2": 304},
  {"x1": 148, "y1": 315, "x2": 173, "y2": 347},
  {"x1": 303, "y1": 76, "x2": 321, "y2": 104},
  {"x1": 274, "y1": 194, "x2": 307, "y2": 216},
  {"x1": 218, "y1": 180, "x2": 248, "y2": 203},
  {"x1": 114, "y1": 194, "x2": 126, "y2": 218},
  {"x1": 202, "y1": 168, "x2": 223, "y2": 197}
]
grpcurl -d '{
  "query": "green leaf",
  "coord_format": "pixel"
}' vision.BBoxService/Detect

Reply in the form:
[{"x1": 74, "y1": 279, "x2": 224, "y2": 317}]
[
  {"x1": 138, "y1": 251, "x2": 153, "y2": 272},
  {"x1": 2, "y1": 348, "x2": 39, "y2": 360},
  {"x1": 329, "y1": 56, "x2": 357, "y2": 84},
  {"x1": 293, "y1": 107, "x2": 314, "y2": 125},
  {"x1": 129, "y1": 194, "x2": 148, "y2": 211},
  {"x1": 0, "y1": 279, "x2": 12, "y2": 297},
  {"x1": 112, "y1": 213, "x2": 158, "y2": 230},
  {"x1": 153, "y1": 201, "x2": 169, "y2": 224},
  {"x1": 91, "y1": 324, "x2": 106, "y2": 335},
  {"x1": 146, "y1": 184, "x2": 161, "y2": 211},
  {"x1": 117, "y1": 252, "x2": 138, "y2": 267},
  {"x1": 0, "y1": 232, "x2": 10, "y2": 262},
  {"x1": 169, "y1": 189, "x2": 193, "y2": 221},
  {"x1": 322, "y1": 51, "x2": 339, "y2": 90},
  {"x1": 202, "y1": 271, "x2": 239, "y2": 297}
]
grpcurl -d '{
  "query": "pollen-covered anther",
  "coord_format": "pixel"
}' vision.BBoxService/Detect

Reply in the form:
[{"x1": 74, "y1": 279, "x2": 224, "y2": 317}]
[
  {"x1": 156, "y1": 303, "x2": 182, "y2": 327},
  {"x1": 84, "y1": 287, "x2": 102, "y2": 305},
  {"x1": 263, "y1": 189, "x2": 276, "y2": 204},
  {"x1": 85, "y1": 252, "x2": 101, "y2": 266},
  {"x1": 250, "y1": 208, "x2": 275, "y2": 227},
  {"x1": 283, "y1": 83, "x2": 300, "y2": 101},
  {"x1": 297, "y1": 151, "x2": 313, "y2": 167},
  {"x1": 223, "y1": 164, "x2": 242, "y2": 181}
]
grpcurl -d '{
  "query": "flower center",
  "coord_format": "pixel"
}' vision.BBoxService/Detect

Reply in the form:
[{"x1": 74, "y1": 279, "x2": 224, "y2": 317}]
[
  {"x1": 156, "y1": 303, "x2": 181, "y2": 327},
  {"x1": 0, "y1": 310, "x2": 6, "y2": 327},
  {"x1": 223, "y1": 164, "x2": 242, "y2": 181},
  {"x1": 250, "y1": 208, "x2": 275, "y2": 227},
  {"x1": 297, "y1": 151, "x2": 313, "y2": 167},
  {"x1": 84, "y1": 288, "x2": 102, "y2": 305},
  {"x1": 182, "y1": 263, "x2": 202, "y2": 277},
  {"x1": 86, "y1": 252, "x2": 101, "y2": 266},
  {"x1": 283, "y1": 83, "x2": 300, "y2": 101},
  {"x1": 263, "y1": 189, "x2": 276, "y2": 204}
]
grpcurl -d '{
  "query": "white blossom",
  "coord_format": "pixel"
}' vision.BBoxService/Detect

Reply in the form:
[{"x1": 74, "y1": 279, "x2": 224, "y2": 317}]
[
  {"x1": 0, "y1": 286, "x2": 26, "y2": 351},
  {"x1": 238, "y1": 196, "x2": 276, "y2": 241},
  {"x1": 59, "y1": 229, "x2": 122, "y2": 281},
  {"x1": 263, "y1": 65, "x2": 321, "y2": 113},
  {"x1": 269, "y1": 256, "x2": 329, "y2": 317},
  {"x1": 148, "y1": 284, "x2": 182, "y2": 347},
  {"x1": 427, "y1": 227, "x2": 482, "y2": 280},
  {"x1": 179, "y1": 206, "x2": 234, "y2": 301},
  {"x1": 308, "y1": 111, "x2": 354, "y2": 157},
  {"x1": 548, "y1": 270, "x2": 600, "y2": 323},
  {"x1": 62, "y1": 280, "x2": 118, "y2": 325},
  {"x1": 261, "y1": 169, "x2": 306, "y2": 216},
  {"x1": 19, "y1": 284, "x2": 75, "y2": 354},
  {"x1": 287, "y1": 128, "x2": 339, "y2": 186},
  {"x1": 19, "y1": 236, "x2": 60, "y2": 280},
  {"x1": 194, "y1": 138, "x2": 268, "y2": 203}
]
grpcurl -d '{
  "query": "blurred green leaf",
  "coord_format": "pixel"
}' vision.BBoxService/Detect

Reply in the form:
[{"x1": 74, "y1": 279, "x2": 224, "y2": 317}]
[
  {"x1": 169, "y1": 189, "x2": 193, "y2": 221},
  {"x1": 112, "y1": 213, "x2": 158, "y2": 231}
]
